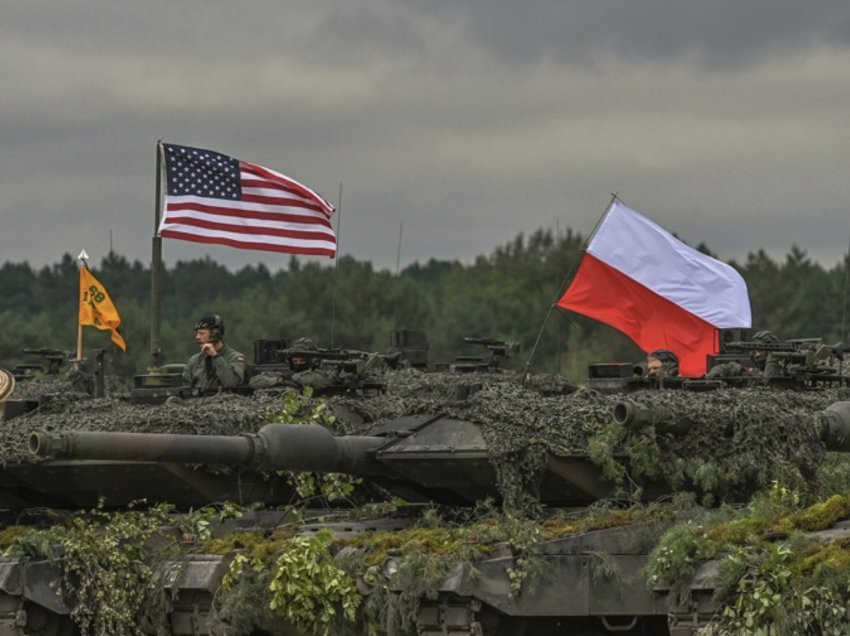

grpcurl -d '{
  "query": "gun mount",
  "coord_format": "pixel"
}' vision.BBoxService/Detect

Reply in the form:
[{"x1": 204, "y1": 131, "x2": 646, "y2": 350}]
[
  {"x1": 15, "y1": 347, "x2": 68, "y2": 377},
  {"x1": 587, "y1": 340, "x2": 850, "y2": 395},
  {"x1": 29, "y1": 415, "x2": 625, "y2": 507},
  {"x1": 437, "y1": 336, "x2": 521, "y2": 373}
]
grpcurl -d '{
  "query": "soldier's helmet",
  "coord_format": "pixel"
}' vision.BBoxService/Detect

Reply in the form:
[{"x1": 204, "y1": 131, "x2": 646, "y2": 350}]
[
  {"x1": 290, "y1": 338, "x2": 318, "y2": 371},
  {"x1": 752, "y1": 330, "x2": 780, "y2": 343},
  {"x1": 648, "y1": 349, "x2": 678, "y2": 364},
  {"x1": 647, "y1": 349, "x2": 679, "y2": 377},
  {"x1": 751, "y1": 330, "x2": 779, "y2": 367},
  {"x1": 194, "y1": 315, "x2": 225, "y2": 342},
  {"x1": 292, "y1": 337, "x2": 318, "y2": 352}
]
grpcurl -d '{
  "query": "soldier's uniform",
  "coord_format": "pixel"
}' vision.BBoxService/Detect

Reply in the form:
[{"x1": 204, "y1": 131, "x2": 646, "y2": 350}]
[
  {"x1": 183, "y1": 345, "x2": 247, "y2": 392},
  {"x1": 292, "y1": 367, "x2": 336, "y2": 390},
  {"x1": 705, "y1": 361, "x2": 746, "y2": 379},
  {"x1": 758, "y1": 353, "x2": 782, "y2": 379},
  {"x1": 654, "y1": 361, "x2": 679, "y2": 378},
  {"x1": 706, "y1": 355, "x2": 781, "y2": 380}
]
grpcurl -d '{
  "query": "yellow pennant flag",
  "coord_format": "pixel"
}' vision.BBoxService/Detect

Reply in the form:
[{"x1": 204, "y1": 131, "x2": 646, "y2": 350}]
[{"x1": 79, "y1": 266, "x2": 127, "y2": 351}]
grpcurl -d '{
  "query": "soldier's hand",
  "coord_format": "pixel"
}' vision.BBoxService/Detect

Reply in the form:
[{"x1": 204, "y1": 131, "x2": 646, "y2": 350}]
[{"x1": 200, "y1": 343, "x2": 218, "y2": 357}]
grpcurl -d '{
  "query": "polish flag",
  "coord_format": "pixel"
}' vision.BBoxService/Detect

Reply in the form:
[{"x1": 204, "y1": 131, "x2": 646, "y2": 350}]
[{"x1": 557, "y1": 200, "x2": 751, "y2": 377}]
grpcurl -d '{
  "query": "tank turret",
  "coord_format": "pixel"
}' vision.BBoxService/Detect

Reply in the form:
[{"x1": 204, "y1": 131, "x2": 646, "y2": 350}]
[
  {"x1": 29, "y1": 414, "x2": 619, "y2": 506},
  {"x1": 30, "y1": 399, "x2": 850, "y2": 508}
]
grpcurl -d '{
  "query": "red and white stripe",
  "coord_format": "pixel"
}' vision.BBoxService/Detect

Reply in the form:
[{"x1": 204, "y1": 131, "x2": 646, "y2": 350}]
[
  {"x1": 160, "y1": 160, "x2": 337, "y2": 257},
  {"x1": 558, "y1": 200, "x2": 751, "y2": 377}
]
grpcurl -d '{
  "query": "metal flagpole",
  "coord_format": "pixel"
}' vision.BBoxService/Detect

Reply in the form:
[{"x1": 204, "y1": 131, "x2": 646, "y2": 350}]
[
  {"x1": 75, "y1": 250, "x2": 89, "y2": 369},
  {"x1": 834, "y1": 201, "x2": 850, "y2": 381},
  {"x1": 149, "y1": 141, "x2": 164, "y2": 370},
  {"x1": 521, "y1": 194, "x2": 618, "y2": 382}
]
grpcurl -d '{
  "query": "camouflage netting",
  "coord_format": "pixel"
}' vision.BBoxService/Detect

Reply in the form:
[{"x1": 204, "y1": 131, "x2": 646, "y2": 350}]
[
  {"x1": 333, "y1": 372, "x2": 850, "y2": 511},
  {"x1": 4, "y1": 368, "x2": 850, "y2": 512}
]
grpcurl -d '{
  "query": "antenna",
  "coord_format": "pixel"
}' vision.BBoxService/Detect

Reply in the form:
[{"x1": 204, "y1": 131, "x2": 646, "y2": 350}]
[
  {"x1": 522, "y1": 194, "x2": 618, "y2": 383},
  {"x1": 330, "y1": 182, "x2": 343, "y2": 346},
  {"x1": 842, "y1": 223, "x2": 850, "y2": 345},
  {"x1": 395, "y1": 221, "x2": 404, "y2": 275}
]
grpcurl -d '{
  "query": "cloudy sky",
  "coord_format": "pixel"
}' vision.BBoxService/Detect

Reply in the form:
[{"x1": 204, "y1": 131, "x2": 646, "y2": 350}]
[{"x1": 3, "y1": 1, "x2": 850, "y2": 273}]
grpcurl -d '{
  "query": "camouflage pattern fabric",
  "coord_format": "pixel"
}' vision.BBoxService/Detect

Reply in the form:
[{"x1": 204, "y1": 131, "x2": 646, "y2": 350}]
[
  {"x1": 183, "y1": 345, "x2": 247, "y2": 391},
  {"x1": 653, "y1": 361, "x2": 678, "y2": 378},
  {"x1": 292, "y1": 368, "x2": 336, "y2": 390}
]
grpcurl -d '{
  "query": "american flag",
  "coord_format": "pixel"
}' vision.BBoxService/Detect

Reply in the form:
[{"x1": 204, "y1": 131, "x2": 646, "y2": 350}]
[{"x1": 158, "y1": 143, "x2": 336, "y2": 257}]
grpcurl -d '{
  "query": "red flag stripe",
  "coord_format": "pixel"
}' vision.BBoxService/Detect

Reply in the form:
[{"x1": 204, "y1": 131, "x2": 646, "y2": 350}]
[
  {"x1": 165, "y1": 201, "x2": 335, "y2": 229},
  {"x1": 165, "y1": 197, "x2": 332, "y2": 222},
  {"x1": 240, "y1": 177, "x2": 328, "y2": 203},
  {"x1": 238, "y1": 193, "x2": 327, "y2": 211},
  {"x1": 160, "y1": 144, "x2": 337, "y2": 257},
  {"x1": 240, "y1": 174, "x2": 326, "y2": 201},
  {"x1": 160, "y1": 230, "x2": 337, "y2": 256},
  {"x1": 558, "y1": 253, "x2": 717, "y2": 377},
  {"x1": 240, "y1": 161, "x2": 334, "y2": 214},
  {"x1": 164, "y1": 215, "x2": 336, "y2": 241}
]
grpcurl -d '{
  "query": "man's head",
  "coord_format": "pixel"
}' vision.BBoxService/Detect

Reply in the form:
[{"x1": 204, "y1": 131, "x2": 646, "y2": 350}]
[
  {"x1": 290, "y1": 337, "x2": 317, "y2": 371},
  {"x1": 195, "y1": 315, "x2": 225, "y2": 345},
  {"x1": 647, "y1": 349, "x2": 679, "y2": 377},
  {"x1": 751, "y1": 329, "x2": 780, "y2": 367}
]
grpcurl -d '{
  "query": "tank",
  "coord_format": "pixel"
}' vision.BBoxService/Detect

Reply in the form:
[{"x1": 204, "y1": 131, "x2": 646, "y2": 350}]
[
  {"x1": 1, "y1": 325, "x2": 849, "y2": 635},
  {"x1": 5, "y1": 376, "x2": 850, "y2": 636}
]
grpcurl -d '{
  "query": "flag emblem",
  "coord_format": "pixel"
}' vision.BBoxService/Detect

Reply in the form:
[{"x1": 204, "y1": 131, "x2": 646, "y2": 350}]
[
  {"x1": 79, "y1": 266, "x2": 127, "y2": 351},
  {"x1": 558, "y1": 200, "x2": 751, "y2": 377},
  {"x1": 159, "y1": 143, "x2": 337, "y2": 257}
]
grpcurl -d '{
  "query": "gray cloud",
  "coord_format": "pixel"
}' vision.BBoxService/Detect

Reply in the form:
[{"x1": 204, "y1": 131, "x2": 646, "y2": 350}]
[{"x1": 2, "y1": 0, "x2": 850, "y2": 277}]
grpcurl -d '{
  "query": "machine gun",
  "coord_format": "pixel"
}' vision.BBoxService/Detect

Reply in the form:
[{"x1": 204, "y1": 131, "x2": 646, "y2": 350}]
[
  {"x1": 283, "y1": 346, "x2": 365, "y2": 369},
  {"x1": 724, "y1": 338, "x2": 831, "y2": 355},
  {"x1": 282, "y1": 346, "x2": 400, "y2": 373},
  {"x1": 14, "y1": 347, "x2": 68, "y2": 377},
  {"x1": 722, "y1": 338, "x2": 846, "y2": 383},
  {"x1": 255, "y1": 338, "x2": 396, "y2": 374},
  {"x1": 442, "y1": 337, "x2": 520, "y2": 373},
  {"x1": 253, "y1": 343, "x2": 391, "y2": 395}
]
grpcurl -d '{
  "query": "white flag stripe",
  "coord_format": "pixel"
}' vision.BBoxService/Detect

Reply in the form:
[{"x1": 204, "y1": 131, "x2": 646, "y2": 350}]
[
  {"x1": 163, "y1": 208, "x2": 336, "y2": 237},
  {"x1": 240, "y1": 163, "x2": 334, "y2": 214},
  {"x1": 160, "y1": 143, "x2": 337, "y2": 257},
  {"x1": 164, "y1": 195, "x2": 334, "y2": 223},
  {"x1": 587, "y1": 201, "x2": 751, "y2": 328},
  {"x1": 161, "y1": 223, "x2": 338, "y2": 250},
  {"x1": 239, "y1": 172, "x2": 327, "y2": 205},
  {"x1": 239, "y1": 186, "x2": 331, "y2": 209}
]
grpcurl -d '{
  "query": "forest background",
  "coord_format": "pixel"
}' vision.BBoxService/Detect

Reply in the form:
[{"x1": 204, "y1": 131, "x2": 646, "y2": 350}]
[{"x1": 0, "y1": 227, "x2": 846, "y2": 382}]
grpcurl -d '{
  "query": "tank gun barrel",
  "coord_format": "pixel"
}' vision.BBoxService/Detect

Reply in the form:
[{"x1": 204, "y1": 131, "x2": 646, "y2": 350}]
[
  {"x1": 612, "y1": 400, "x2": 681, "y2": 433},
  {"x1": 30, "y1": 424, "x2": 389, "y2": 476},
  {"x1": 614, "y1": 399, "x2": 850, "y2": 453},
  {"x1": 818, "y1": 402, "x2": 850, "y2": 452}
]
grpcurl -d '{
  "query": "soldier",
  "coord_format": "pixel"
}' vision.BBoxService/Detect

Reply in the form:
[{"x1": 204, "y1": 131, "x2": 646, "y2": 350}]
[
  {"x1": 289, "y1": 338, "x2": 335, "y2": 390},
  {"x1": 750, "y1": 330, "x2": 782, "y2": 378},
  {"x1": 706, "y1": 329, "x2": 782, "y2": 380},
  {"x1": 182, "y1": 315, "x2": 247, "y2": 392},
  {"x1": 646, "y1": 349, "x2": 679, "y2": 378}
]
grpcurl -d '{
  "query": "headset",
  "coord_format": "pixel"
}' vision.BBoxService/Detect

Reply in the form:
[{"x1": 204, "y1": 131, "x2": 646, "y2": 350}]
[
  {"x1": 648, "y1": 349, "x2": 678, "y2": 365},
  {"x1": 195, "y1": 314, "x2": 225, "y2": 343}
]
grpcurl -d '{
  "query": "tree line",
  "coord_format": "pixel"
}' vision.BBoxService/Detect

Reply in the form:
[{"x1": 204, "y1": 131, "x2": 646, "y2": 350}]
[{"x1": 1, "y1": 228, "x2": 848, "y2": 382}]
